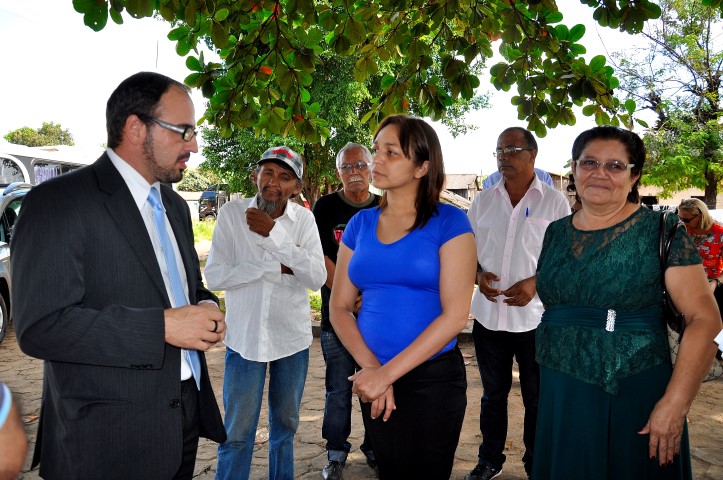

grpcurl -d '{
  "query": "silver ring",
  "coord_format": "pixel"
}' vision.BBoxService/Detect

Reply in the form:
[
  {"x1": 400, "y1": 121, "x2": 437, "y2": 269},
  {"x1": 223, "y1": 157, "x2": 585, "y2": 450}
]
[{"x1": 212, "y1": 320, "x2": 218, "y2": 333}]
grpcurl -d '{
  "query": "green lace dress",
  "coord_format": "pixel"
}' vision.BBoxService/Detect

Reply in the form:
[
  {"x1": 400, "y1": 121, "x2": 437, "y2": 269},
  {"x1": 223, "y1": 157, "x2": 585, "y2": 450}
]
[{"x1": 532, "y1": 207, "x2": 701, "y2": 480}]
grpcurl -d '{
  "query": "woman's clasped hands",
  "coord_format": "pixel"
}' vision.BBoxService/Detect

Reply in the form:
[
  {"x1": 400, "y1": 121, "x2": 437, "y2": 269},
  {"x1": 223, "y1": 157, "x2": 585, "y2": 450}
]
[{"x1": 349, "y1": 366, "x2": 397, "y2": 421}]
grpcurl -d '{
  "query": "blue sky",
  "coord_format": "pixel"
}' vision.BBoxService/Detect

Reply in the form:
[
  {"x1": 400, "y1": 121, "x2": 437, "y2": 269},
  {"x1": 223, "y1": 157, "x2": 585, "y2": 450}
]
[{"x1": 0, "y1": 0, "x2": 651, "y2": 176}]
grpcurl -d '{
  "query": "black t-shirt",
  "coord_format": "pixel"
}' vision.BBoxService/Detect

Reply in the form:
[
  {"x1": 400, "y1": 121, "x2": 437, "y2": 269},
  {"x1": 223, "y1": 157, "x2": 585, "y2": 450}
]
[{"x1": 312, "y1": 190, "x2": 380, "y2": 330}]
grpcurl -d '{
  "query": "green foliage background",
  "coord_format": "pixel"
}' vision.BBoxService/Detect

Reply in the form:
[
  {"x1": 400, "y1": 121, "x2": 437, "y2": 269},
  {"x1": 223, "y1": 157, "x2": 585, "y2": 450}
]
[{"x1": 4, "y1": 122, "x2": 75, "y2": 147}]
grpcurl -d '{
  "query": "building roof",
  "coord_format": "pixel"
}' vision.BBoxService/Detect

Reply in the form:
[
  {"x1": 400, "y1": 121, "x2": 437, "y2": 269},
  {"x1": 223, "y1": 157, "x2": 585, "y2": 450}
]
[
  {"x1": 440, "y1": 189, "x2": 472, "y2": 210},
  {"x1": 444, "y1": 173, "x2": 478, "y2": 190}
]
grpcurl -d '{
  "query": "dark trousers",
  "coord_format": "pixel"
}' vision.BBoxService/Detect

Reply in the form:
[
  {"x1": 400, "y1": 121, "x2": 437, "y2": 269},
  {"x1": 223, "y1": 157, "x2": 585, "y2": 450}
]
[
  {"x1": 714, "y1": 285, "x2": 723, "y2": 360},
  {"x1": 360, "y1": 347, "x2": 467, "y2": 480},
  {"x1": 171, "y1": 379, "x2": 200, "y2": 480},
  {"x1": 472, "y1": 322, "x2": 539, "y2": 474},
  {"x1": 320, "y1": 330, "x2": 374, "y2": 462}
]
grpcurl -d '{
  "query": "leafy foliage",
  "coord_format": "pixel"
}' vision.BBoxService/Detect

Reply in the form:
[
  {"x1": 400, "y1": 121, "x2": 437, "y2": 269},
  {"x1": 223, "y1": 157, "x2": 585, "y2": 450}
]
[
  {"x1": 177, "y1": 167, "x2": 220, "y2": 191},
  {"x1": 200, "y1": 52, "x2": 485, "y2": 204},
  {"x1": 613, "y1": 0, "x2": 722, "y2": 205},
  {"x1": 3, "y1": 122, "x2": 75, "y2": 147},
  {"x1": 71, "y1": 0, "x2": 676, "y2": 141}
]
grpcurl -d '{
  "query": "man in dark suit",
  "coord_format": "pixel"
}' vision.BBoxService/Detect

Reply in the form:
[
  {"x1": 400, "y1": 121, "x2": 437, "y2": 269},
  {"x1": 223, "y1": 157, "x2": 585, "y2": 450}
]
[{"x1": 12, "y1": 72, "x2": 227, "y2": 480}]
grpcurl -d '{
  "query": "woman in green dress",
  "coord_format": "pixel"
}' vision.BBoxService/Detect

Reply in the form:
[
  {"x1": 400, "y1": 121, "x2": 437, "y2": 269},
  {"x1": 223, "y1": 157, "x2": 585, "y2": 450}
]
[{"x1": 532, "y1": 126, "x2": 721, "y2": 480}]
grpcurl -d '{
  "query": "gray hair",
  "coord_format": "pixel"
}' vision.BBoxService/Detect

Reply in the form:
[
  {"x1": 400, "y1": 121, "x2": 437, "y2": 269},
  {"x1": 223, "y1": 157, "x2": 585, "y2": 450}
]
[{"x1": 335, "y1": 142, "x2": 372, "y2": 169}]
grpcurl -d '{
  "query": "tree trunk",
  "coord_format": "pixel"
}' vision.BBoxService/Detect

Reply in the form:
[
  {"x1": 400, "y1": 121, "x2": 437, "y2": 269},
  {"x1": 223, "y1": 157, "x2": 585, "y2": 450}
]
[{"x1": 704, "y1": 169, "x2": 718, "y2": 209}]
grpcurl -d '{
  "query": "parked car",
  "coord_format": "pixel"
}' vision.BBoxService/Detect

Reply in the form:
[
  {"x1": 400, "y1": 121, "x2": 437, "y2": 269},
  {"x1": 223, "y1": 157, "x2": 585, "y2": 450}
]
[
  {"x1": 198, "y1": 183, "x2": 229, "y2": 221},
  {"x1": 0, "y1": 182, "x2": 31, "y2": 343}
]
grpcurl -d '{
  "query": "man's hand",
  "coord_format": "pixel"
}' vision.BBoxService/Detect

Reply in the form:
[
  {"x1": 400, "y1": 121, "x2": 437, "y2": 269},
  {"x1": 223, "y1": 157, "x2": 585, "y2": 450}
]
[
  {"x1": 477, "y1": 271, "x2": 501, "y2": 302},
  {"x1": 501, "y1": 276, "x2": 537, "y2": 307},
  {"x1": 246, "y1": 208, "x2": 275, "y2": 237},
  {"x1": 164, "y1": 304, "x2": 226, "y2": 351}
]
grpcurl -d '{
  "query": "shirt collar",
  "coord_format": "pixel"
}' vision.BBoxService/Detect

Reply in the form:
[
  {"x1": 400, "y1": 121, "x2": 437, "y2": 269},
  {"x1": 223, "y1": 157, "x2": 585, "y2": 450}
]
[
  {"x1": 493, "y1": 172, "x2": 545, "y2": 197},
  {"x1": 107, "y1": 148, "x2": 160, "y2": 210}
]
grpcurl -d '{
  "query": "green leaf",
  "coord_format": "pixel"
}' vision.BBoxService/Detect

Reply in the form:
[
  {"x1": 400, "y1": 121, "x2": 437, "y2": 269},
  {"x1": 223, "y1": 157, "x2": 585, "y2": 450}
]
[
  {"x1": 176, "y1": 38, "x2": 192, "y2": 57},
  {"x1": 569, "y1": 24, "x2": 586, "y2": 42},
  {"x1": 186, "y1": 56, "x2": 203, "y2": 72},
  {"x1": 624, "y1": 99, "x2": 636, "y2": 115},
  {"x1": 168, "y1": 26, "x2": 188, "y2": 41},
  {"x1": 214, "y1": 8, "x2": 229, "y2": 22},
  {"x1": 569, "y1": 43, "x2": 587, "y2": 55},
  {"x1": 109, "y1": 7, "x2": 123, "y2": 25},
  {"x1": 545, "y1": 11, "x2": 563, "y2": 23},
  {"x1": 211, "y1": 21, "x2": 228, "y2": 49},
  {"x1": 589, "y1": 55, "x2": 606, "y2": 72},
  {"x1": 125, "y1": 0, "x2": 153, "y2": 19},
  {"x1": 73, "y1": 0, "x2": 108, "y2": 31},
  {"x1": 380, "y1": 74, "x2": 396, "y2": 90}
]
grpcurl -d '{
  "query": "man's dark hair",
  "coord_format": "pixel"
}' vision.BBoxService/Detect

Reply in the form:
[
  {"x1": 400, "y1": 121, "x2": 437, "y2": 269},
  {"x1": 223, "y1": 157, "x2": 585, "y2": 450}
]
[
  {"x1": 500, "y1": 127, "x2": 538, "y2": 151},
  {"x1": 106, "y1": 72, "x2": 189, "y2": 149}
]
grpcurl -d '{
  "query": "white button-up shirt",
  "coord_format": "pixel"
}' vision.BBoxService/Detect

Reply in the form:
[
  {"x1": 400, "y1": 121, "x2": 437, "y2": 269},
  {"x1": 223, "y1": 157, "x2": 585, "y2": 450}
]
[
  {"x1": 468, "y1": 176, "x2": 570, "y2": 332},
  {"x1": 205, "y1": 197, "x2": 326, "y2": 362},
  {"x1": 107, "y1": 148, "x2": 194, "y2": 380}
]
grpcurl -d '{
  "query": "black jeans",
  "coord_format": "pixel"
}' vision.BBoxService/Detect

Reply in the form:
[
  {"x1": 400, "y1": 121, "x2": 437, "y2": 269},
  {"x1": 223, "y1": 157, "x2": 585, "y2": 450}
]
[
  {"x1": 472, "y1": 322, "x2": 539, "y2": 474},
  {"x1": 360, "y1": 347, "x2": 467, "y2": 480}
]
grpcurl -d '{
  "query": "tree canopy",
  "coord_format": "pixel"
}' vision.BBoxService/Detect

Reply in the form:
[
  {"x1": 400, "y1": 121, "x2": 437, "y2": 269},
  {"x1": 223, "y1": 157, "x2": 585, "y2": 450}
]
[
  {"x1": 3, "y1": 122, "x2": 75, "y2": 147},
  {"x1": 71, "y1": 0, "x2": 691, "y2": 142},
  {"x1": 614, "y1": 0, "x2": 722, "y2": 205},
  {"x1": 200, "y1": 52, "x2": 486, "y2": 204}
]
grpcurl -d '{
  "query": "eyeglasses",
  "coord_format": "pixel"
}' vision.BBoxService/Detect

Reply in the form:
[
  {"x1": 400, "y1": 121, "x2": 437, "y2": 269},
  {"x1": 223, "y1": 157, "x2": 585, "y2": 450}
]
[
  {"x1": 139, "y1": 115, "x2": 197, "y2": 142},
  {"x1": 338, "y1": 162, "x2": 369, "y2": 173},
  {"x1": 679, "y1": 213, "x2": 700, "y2": 224},
  {"x1": 575, "y1": 159, "x2": 635, "y2": 174},
  {"x1": 493, "y1": 147, "x2": 534, "y2": 158}
]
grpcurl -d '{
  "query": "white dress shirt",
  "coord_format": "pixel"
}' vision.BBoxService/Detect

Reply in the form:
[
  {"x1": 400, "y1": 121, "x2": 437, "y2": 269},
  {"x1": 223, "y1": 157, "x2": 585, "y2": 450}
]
[
  {"x1": 107, "y1": 148, "x2": 194, "y2": 380},
  {"x1": 205, "y1": 197, "x2": 326, "y2": 362},
  {"x1": 468, "y1": 175, "x2": 570, "y2": 332}
]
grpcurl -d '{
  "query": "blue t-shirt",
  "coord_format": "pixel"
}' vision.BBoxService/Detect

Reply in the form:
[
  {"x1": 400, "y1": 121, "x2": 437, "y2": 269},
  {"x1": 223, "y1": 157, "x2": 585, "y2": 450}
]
[{"x1": 342, "y1": 202, "x2": 473, "y2": 364}]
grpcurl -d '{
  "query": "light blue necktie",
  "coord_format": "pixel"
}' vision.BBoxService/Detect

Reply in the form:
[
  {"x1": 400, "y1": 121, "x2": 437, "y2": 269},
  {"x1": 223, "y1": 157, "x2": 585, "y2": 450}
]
[{"x1": 148, "y1": 186, "x2": 201, "y2": 390}]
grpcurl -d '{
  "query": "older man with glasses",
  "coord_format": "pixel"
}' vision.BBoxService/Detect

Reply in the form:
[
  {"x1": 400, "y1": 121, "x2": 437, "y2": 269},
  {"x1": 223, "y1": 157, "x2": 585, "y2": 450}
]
[
  {"x1": 465, "y1": 127, "x2": 570, "y2": 480},
  {"x1": 312, "y1": 142, "x2": 381, "y2": 479}
]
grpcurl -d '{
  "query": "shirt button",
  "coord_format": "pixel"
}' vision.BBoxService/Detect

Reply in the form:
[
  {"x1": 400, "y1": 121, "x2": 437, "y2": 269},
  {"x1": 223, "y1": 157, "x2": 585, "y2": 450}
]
[{"x1": 169, "y1": 399, "x2": 181, "y2": 408}]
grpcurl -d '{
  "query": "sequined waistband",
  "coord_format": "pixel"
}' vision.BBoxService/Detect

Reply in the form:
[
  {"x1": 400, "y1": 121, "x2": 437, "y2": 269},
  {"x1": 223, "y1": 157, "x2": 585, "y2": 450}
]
[{"x1": 541, "y1": 305, "x2": 664, "y2": 331}]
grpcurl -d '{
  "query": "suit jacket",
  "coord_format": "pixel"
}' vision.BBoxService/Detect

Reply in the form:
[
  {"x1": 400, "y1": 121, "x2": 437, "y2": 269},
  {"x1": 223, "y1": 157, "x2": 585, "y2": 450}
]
[{"x1": 11, "y1": 154, "x2": 226, "y2": 480}]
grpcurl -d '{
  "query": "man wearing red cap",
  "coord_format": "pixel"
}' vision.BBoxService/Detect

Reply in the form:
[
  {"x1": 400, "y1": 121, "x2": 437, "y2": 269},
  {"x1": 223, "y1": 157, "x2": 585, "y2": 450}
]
[{"x1": 205, "y1": 146, "x2": 326, "y2": 480}]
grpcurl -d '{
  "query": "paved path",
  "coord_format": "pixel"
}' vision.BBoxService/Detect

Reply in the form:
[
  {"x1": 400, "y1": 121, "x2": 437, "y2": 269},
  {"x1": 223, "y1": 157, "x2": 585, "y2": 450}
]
[{"x1": 2, "y1": 324, "x2": 722, "y2": 480}]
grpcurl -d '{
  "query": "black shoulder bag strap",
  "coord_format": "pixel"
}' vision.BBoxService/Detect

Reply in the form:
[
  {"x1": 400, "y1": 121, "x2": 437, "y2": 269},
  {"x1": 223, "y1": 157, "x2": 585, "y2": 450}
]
[{"x1": 659, "y1": 211, "x2": 685, "y2": 335}]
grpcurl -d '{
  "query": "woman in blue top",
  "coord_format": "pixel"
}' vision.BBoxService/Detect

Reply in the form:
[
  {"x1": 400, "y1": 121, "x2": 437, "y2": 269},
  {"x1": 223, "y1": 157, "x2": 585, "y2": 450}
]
[{"x1": 330, "y1": 115, "x2": 477, "y2": 478}]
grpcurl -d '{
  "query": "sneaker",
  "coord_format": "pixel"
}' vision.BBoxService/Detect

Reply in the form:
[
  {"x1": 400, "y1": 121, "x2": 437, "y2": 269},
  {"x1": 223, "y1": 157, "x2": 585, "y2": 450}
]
[
  {"x1": 321, "y1": 460, "x2": 345, "y2": 480},
  {"x1": 465, "y1": 463, "x2": 503, "y2": 480}
]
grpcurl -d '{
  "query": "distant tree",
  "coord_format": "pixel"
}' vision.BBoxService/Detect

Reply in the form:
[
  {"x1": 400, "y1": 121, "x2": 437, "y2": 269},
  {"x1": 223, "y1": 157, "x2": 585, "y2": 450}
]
[
  {"x1": 72, "y1": 0, "x2": 676, "y2": 141},
  {"x1": 4, "y1": 122, "x2": 75, "y2": 147},
  {"x1": 177, "y1": 167, "x2": 220, "y2": 191},
  {"x1": 614, "y1": 0, "x2": 722, "y2": 206}
]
